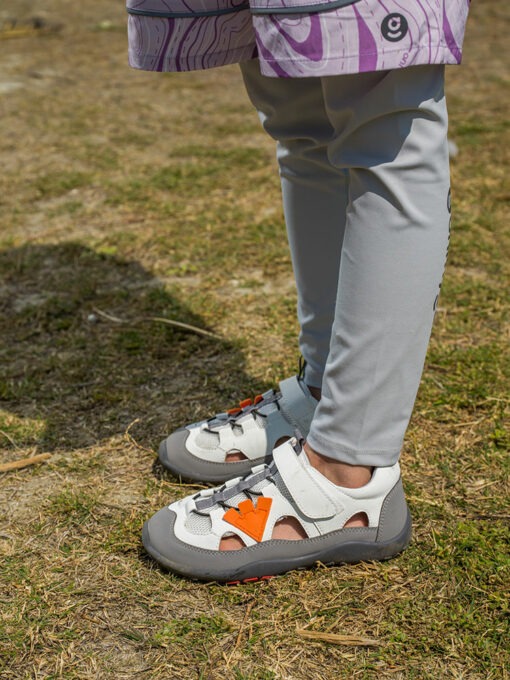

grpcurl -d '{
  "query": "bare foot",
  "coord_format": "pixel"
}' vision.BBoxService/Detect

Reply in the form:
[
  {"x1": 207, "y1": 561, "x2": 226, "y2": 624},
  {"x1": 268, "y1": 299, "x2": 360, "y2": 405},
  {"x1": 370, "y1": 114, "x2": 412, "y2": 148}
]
[
  {"x1": 304, "y1": 442, "x2": 372, "y2": 489},
  {"x1": 303, "y1": 442, "x2": 371, "y2": 528},
  {"x1": 224, "y1": 450, "x2": 247, "y2": 462}
]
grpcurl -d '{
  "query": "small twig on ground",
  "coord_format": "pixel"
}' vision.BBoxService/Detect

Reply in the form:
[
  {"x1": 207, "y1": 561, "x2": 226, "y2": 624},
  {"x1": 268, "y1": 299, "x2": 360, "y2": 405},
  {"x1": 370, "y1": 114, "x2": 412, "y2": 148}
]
[
  {"x1": 92, "y1": 307, "x2": 221, "y2": 340},
  {"x1": 0, "y1": 430, "x2": 21, "y2": 449},
  {"x1": 296, "y1": 628, "x2": 383, "y2": 647},
  {"x1": 0, "y1": 17, "x2": 63, "y2": 40},
  {"x1": 92, "y1": 307, "x2": 124, "y2": 323},
  {"x1": 124, "y1": 418, "x2": 153, "y2": 454},
  {"x1": 147, "y1": 316, "x2": 221, "y2": 340},
  {"x1": 462, "y1": 513, "x2": 510, "y2": 521},
  {"x1": 406, "y1": 495, "x2": 442, "y2": 507},
  {"x1": 226, "y1": 600, "x2": 255, "y2": 667},
  {"x1": 163, "y1": 481, "x2": 209, "y2": 490},
  {"x1": 0, "y1": 453, "x2": 51, "y2": 473}
]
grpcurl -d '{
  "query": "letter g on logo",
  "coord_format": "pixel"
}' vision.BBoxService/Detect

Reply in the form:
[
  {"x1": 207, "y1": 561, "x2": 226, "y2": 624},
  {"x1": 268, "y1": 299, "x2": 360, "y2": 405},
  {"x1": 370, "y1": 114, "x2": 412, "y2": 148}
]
[{"x1": 381, "y1": 13, "x2": 408, "y2": 42}]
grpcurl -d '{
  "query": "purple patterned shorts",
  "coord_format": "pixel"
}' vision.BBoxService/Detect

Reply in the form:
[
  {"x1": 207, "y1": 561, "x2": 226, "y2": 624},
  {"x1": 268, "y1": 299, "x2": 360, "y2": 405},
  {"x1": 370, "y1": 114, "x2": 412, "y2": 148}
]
[{"x1": 126, "y1": 0, "x2": 470, "y2": 77}]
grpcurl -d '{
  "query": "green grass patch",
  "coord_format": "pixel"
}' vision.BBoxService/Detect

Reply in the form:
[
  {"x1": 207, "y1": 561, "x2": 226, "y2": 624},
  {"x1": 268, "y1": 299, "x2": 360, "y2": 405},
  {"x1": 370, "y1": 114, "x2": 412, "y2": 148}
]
[{"x1": 34, "y1": 171, "x2": 93, "y2": 199}]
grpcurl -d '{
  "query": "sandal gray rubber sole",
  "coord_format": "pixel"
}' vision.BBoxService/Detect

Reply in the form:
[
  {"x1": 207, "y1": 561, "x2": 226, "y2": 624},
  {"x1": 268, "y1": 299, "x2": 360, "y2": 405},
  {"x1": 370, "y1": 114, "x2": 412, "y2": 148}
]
[{"x1": 142, "y1": 508, "x2": 412, "y2": 583}]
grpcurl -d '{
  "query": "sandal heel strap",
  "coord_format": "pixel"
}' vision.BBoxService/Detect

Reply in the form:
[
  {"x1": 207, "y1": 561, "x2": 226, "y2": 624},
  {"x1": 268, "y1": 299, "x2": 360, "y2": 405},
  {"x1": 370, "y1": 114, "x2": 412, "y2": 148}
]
[{"x1": 278, "y1": 376, "x2": 318, "y2": 433}]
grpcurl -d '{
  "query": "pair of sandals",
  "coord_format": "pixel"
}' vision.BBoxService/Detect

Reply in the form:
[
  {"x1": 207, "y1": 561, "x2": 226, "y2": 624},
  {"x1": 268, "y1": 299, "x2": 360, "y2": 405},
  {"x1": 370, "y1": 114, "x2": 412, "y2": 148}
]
[{"x1": 144, "y1": 376, "x2": 411, "y2": 583}]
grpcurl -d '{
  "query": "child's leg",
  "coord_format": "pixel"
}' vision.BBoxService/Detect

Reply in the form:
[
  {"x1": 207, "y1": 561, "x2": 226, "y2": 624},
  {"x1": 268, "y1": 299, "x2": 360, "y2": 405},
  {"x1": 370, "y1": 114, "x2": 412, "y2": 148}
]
[
  {"x1": 235, "y1": 62, "x2": 449, "y2": 540},
  {"x1": 306, "y1": 65, "x2": 451, "y2": 473},
  {"x1": 240, "y1": 60, "x2": 349, "y2": 390},
  {"x1": 241, "y1": 62, "x2": 450, "y2": 470}
]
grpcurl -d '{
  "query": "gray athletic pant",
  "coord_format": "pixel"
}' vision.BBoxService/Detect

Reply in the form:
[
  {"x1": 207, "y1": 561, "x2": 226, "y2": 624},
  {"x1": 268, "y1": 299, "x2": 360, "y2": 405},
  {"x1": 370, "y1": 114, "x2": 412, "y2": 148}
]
[{"x1": 240, "y1": 60, "x2": 451, "y2": 467}]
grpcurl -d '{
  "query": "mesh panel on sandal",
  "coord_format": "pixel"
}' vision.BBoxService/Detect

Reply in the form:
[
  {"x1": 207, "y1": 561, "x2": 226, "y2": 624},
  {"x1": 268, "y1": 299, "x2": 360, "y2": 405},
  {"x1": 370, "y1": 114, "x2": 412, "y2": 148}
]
[
  {"x1": 195, "y1": 429, "x2": 220, "y2": 448},
  {"x1": 225, "y1": 491, "x2": 251, "y2": 508},
  {"x1": 185, "y1": 512, "x2": 212, "y2": 535}
]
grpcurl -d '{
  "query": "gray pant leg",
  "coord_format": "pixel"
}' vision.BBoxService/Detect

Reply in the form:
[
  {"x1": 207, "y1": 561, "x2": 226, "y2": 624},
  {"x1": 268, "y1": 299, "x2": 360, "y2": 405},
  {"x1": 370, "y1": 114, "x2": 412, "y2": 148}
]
[
  {"x1": 240, "y1": 60, "x2": 348, "y2": 388},
  {"x1": 240, "y1": 62, "x2": 450, "y2": 468},
  {"x1": 307, "y1": 66, "x2": 451, "y2": 466}
]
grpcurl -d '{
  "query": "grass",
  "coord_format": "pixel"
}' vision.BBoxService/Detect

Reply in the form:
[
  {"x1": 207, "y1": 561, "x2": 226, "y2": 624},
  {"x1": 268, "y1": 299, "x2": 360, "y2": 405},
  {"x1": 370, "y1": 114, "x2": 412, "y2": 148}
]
[{"x1": 0, "y1": 1, "x2": 509, "y2": 678}]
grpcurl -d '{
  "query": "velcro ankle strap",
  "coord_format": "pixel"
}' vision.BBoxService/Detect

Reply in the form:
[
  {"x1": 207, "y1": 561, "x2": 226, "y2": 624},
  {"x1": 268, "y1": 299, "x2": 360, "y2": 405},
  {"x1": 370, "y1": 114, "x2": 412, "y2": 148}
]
[
  {"x1": 278, "y1": 376, "x2": 317, "y2": 433},
  {"x1": 273, "y1": 442, "x2": 342, "y2": 519}
]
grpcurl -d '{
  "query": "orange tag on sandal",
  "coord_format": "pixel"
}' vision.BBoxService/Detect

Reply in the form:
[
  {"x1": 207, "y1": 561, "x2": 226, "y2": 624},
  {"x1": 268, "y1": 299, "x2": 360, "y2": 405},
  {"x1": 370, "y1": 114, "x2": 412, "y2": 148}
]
[
  {"x1": 223, "y1": 497, "x2": 272, "y2": 543},
  {"x1": 227, "y1": 397, "x2": 254, "y2": 415}
]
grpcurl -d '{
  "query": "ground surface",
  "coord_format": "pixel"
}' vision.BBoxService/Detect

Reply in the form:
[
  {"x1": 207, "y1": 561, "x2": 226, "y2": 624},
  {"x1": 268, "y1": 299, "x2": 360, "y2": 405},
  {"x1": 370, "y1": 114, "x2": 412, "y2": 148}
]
[{"x1": 0, "y1": 1, "x2": 509, "y2": 678}]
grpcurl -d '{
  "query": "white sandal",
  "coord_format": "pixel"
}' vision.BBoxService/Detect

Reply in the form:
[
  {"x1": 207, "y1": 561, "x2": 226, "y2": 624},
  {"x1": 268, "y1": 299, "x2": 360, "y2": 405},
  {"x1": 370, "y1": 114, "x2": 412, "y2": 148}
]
[
  {"x1": 158, "y1": 375, "x2": 318, "y2": 482},
  {"x1": 144, "y1": 437, "x2": 412, "y2": 583}
]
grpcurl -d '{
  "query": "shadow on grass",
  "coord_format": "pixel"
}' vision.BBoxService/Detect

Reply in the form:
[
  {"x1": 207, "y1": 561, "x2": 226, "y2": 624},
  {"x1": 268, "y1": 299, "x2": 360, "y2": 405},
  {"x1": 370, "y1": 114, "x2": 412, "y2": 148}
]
[{"x1": 0, "y1": 242, "x2": 256, "y2": 456}]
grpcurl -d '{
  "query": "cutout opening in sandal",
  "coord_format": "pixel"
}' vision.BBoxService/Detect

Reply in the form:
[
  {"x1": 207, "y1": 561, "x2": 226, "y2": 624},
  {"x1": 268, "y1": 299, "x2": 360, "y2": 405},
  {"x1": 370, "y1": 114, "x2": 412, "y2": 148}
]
[
  {"x1": 274, "y1": 435, "x2": 291, "y2": 449},
  {"x1": 272, "y1": 516, "x2": 308, "y2": 541},
  {"x1": 343, "y1": 512, "x2": 368, "y2": 528},
  {"x1": 219, "y1": 533, "x2": 246, "y2": 551},
  {"x1": 225, "y1": 449, "x2": 248, "y2": 462}
]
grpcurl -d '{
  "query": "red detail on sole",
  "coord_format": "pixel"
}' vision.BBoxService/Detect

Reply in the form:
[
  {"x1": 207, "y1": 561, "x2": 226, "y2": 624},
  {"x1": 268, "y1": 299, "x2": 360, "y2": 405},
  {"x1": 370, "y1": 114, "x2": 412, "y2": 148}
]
[{"x1": 226, "y1": 574, "x2": 275, "y2": 586}]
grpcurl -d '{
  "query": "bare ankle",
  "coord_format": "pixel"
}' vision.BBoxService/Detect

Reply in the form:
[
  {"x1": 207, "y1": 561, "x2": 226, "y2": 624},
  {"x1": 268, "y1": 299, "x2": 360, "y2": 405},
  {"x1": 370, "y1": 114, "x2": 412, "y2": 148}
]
[{"x1": 303, "y1": 442, "x2": 372, "y2": 489}]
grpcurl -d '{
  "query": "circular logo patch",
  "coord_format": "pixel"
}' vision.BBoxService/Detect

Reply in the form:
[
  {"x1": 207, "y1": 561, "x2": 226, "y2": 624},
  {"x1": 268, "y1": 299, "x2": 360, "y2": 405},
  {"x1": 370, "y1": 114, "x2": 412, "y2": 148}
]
[{"x1": 381, "y1": 13, "x2": 408, "y2": 42}]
